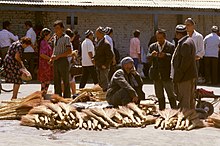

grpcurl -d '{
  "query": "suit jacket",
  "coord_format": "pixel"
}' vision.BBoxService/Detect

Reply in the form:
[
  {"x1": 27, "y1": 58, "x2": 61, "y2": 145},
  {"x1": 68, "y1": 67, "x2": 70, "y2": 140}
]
[
  {"x1": 94, "y1": 38, "x2": 113, "y2": 69},
  {"x1": 172, "y1": 35, "x2": 197, "y2": 83},
  {"x1": 148, "y1": 40, "x2": 175, "y2": 81}
]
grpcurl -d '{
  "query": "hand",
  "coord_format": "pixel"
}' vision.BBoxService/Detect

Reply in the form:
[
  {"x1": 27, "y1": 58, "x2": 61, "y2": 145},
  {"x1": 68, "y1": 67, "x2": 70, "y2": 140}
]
[
  {"x1": 151, "y1": 51, "x2": 158, "y2": 57},
  {"x1": 101, "y1": 65, "x2": 106, "y2": 69},
  {"x1": 195, "y1": 55, "x2": 200, "y2": 60},
  {"x1": 158, "y1": 52, "x2": 165, "y2": 58},
  {"x1": 51, "y1": 55, "x2": 59, "y2": 61},
  {"x1": 132, "y1": 96, "x2": 139, "y2": 104},
  {"x1": 130, "y1": 66, "x2": 137, "y2": 75},
  {"x1": 91, "y1": 58, "x2": 95, "y2": 65}
]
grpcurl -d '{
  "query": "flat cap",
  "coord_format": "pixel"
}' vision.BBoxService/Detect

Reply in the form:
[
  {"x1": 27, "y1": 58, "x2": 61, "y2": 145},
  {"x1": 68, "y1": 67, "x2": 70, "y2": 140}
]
[
  {"x1": 85, "y1": 30, "x2": 93, "y2": 37},
  {"x1": 211, "y1": 25, "x2": 219, "y2": 32},
  {"x1": 175, "y1": 24, "x2": 187, "y2": 32},
  {"x1": 120, "y1": 56, "x2": 134, "y2": 66}
]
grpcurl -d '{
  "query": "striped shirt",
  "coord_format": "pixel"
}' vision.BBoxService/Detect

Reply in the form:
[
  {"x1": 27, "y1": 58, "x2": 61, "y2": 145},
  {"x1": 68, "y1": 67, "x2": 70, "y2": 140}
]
[{"x1": 53, "y1": 33, "x2": 71, "y2": 56}]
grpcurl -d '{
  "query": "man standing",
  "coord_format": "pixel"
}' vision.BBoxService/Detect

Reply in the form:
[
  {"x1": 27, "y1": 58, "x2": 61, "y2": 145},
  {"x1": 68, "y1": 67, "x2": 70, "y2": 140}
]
[
  {"x1": 106, "y1": 57, "x2": 144, "y2": 107},
  {"x1": 0, "y1": 21, "x2": 18, "y2": 59},
  {"x1": 94, "y1": 26, "x2": 113, "y2": 92},
  {"x1": 148, "y1": 29, "x2": 177, "y2": 110},
  {"x1": 172, "y1": 25, "x2": 197, "y2": 109},
  {"x1": 50, "y1": 20, "x2": 72, "y2": 98},
  {"x1": 23, "y1": 21, "x2": 37, "y2": 78},
  {"x1": 203, "y1": 26, "x2": 220, "y2": 85},
  {"x1": 130, "y1": 29, "x2": 141, "y2": 69},
  {"x1": 79, "y1": 30, "x2": 98, "y2": 88},
  {"x1": 185, "y1": 18, "x2": 204, "y2": 80}
]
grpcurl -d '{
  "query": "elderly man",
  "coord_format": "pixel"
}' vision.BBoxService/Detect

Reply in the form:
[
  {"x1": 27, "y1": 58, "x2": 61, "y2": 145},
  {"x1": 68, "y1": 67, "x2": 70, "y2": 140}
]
[
  {"x1": 203, "y1": 26, "x2": 220, "y2": 85},
  {"x1": 106, "y1": 57, "x2": 145, "y2": 107},
  {"x1": 94, "y1": 26, "x2": 113, "y2": 92},
  {"x1": 148, "y1": 28, "x2": 177, "y2": 110},
  {"x1": 171, "y1": 25, "x2": 197, "y2": 109}
]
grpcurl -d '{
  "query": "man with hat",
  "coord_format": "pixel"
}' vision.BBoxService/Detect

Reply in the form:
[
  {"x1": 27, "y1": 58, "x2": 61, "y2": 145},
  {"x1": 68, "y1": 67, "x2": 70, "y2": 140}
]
[
  {"x1": 203, "y1": 25, "x2": 220, "y2": 85},
  {"x1": 171, "y1": 24, "x2": 197, "y2": 109},
  {"x1": 147, "y1": 28, "x2": 177, "y2": 110},
  {"x1": 106, "y1": 56, "x2": 145, "y2": 106},
  {"x1": 79, "y1": 30, "x2": 98, "y2": 88},
  {"x1": 94, "y1": 26, "x2": 114, "y2": 92}
]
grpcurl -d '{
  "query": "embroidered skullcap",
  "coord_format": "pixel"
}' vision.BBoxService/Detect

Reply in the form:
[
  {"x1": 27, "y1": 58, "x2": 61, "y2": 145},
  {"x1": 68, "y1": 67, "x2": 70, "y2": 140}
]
[
  {"x1": 185, "y1": 18, "x2": 196, "y2": 25},
  {"x1": 120, "y1": 56, "x2": 134, "y2": 66},
  {"x1": 85, "y1": 30, "x2": 93, "y2": 37},
  {"x1": 104, "y1": 27, "x2": 113, "y2": 34},
  {"x1": 175, "y1": 24, "x2": 187, "y2": 32},
  {"x1": 96, "y1": 26, "x2": 106, "y2": 34},
  {"x1": 211, "y1": 26, "x2": 219, "y2": 32}
]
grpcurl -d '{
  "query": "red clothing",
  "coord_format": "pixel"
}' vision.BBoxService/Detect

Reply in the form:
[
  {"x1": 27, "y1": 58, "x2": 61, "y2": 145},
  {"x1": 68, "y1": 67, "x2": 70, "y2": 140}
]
[{"x1": 38, "y1": 39, "x2": 53, "y2": 82}]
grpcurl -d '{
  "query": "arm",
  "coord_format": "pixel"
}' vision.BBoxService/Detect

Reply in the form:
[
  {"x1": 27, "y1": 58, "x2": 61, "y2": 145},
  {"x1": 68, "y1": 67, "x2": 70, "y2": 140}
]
[
  {"x1": 103, "y1": 44, "x2": 114, "y2": 68},
  {"x1": 196, "y1": 35, "x2": 205, "y2": 58},
  {"x1": 114, "y1": 70, "x2": 138, "y2": 98},
  {"x1": 8, "y1": 31, "x2": 18, "y2": 42},
  {"x1": 136, "y1": 39, "x2": 141, "y2": 62},
  {"x1": 15, "y1": 52, "x2": 25, "y2": 68}
]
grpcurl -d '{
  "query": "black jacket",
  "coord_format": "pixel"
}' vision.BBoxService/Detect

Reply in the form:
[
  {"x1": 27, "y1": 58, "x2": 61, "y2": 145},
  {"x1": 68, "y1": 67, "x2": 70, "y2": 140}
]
[
  {"x1": 148, "y1": 40, "x2": 175, "y2": 81},
  {"x1": 94, "y1": 38, "x2": 113, "y2": 69},
  {"x1": 173, "y1": 35, "x2": 197, "y2": 83}
]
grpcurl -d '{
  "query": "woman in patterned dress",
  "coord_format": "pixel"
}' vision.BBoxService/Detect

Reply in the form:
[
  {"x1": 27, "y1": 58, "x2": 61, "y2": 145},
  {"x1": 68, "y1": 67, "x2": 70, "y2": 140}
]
[
  {"x1": 38, "y1": 28, "x2": 53, "y2": 97},
  {"x1": 4, "y1": 37, "x2": 32, "y2": 100}
]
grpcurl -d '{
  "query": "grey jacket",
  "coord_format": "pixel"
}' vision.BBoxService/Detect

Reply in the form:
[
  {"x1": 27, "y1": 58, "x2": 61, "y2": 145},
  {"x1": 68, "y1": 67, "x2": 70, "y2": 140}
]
[{"x1": 172, "y1": 35, "x2": 197, "y2": 83}]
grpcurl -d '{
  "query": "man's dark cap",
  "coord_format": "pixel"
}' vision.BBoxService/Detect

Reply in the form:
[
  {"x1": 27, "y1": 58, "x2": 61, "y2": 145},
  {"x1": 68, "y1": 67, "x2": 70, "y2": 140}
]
[{"x1": 175, "y1": 24, "x2": 187, "y2": 32}]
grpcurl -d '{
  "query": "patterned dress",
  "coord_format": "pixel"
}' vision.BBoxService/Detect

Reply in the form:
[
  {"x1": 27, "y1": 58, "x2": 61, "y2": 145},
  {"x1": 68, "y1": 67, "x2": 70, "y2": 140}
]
[
  {"x1": 4, "y1": 41, "x2": 23, "y2": 84},
  {"x1": 38, "y1": 39, "x2": 53, "y2": 82}
]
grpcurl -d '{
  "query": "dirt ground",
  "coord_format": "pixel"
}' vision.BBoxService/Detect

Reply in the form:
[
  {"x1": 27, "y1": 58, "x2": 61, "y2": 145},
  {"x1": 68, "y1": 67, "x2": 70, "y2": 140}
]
[{"x1": 0, "y1": 83, "x2": 220, "y2": 146}]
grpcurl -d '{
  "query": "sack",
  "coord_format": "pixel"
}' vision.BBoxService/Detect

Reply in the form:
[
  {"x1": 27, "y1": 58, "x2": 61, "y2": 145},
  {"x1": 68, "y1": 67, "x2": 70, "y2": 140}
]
[
  {"x1": 20, "y1": 68, "x2": 32, "y2": 81},
  {"x1": 148, "y1": 65, "x2": 159, "y2": 80},
  {"x1": 69, "y1": 64, "x2": 82, "y2": 77}
]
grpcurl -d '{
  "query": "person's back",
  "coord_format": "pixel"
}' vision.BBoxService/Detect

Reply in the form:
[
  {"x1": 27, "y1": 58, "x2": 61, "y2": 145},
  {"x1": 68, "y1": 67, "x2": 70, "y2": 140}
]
[{"x1": 204, "y1": 32, "x2": 220, "y2": 58}]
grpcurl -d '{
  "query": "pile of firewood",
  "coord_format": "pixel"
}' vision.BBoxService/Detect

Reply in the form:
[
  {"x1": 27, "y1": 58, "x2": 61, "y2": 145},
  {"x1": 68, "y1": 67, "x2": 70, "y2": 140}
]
[
  {"x1": 154, "y1": 108, "x2": 204, "y2": 131},
  {"x1": 0, "y1": 91, "x2": 43, "y2": 120},
  {"x1": 206, "y1": 113, "x2": 220, "y2": 128},
  {"x1": 21, "y1": 103, "x2": 157, "y2": 130}
]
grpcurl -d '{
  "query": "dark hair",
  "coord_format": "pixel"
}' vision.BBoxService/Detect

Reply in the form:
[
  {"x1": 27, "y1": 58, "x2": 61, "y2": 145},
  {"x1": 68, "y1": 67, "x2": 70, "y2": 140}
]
[
  {"x1": 133, "y1": 30, "x2": 140, "y2": 37},
  {"x1": 25, "y1": 21, "x2": 33, "y2": 27},
  {"x1": 54, "y1": 20, "x2": 64, "y2": 28},
  {"x1": 3, "y1": 21, "x2": 11, "y2": 29},
  {"x1": 39, "y1": 28, "x2": 51, "y2": 40},
  {"x1": 156, "y1": 28, "x2": 166, "y2": 38},
  {"x1": 20, "y1": 37, "x2": 32, "y2": 45},
  {"x1": 66, "y1": 28, "x2": 74, "y2": 38}
]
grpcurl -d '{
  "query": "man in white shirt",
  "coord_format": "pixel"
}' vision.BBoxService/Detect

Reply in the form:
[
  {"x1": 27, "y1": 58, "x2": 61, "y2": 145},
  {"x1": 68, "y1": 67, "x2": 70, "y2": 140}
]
[
  {"x1": 185, "y1": 18, "x2": 205, "y2": 82},
  {"x1": 0, "y1": 21, "x2": 18, "y2": 59},
  {"x1": 203, "y1": 26, "x2": 220, "y2": 85},
  {"x1": 79, "y1": 30, "x2": 98, "y2": 88},
  {"x1": 23, "y1": 21, "x2": 37, "y2": 79}
]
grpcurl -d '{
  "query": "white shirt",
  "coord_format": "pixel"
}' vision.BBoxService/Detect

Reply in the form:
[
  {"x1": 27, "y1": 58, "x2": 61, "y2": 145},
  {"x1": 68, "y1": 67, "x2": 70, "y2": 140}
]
[
  {"x1": 24, "y1": 27, "x2": 36, "y2": 52},
  {"x1": 104, "y1": 35, "x2": 114, "y2": 54},
  {"x1": 191, "y1": 30, "x2": 205, "y2": 58},
  {"x1": 204, "y1": 32, "x2": 220, "y2": 58},
  {"x1": 0, "y1": 29, "x2": 18, "y2": 48},
  {"x1": 81, "y1": 38, "x2": 95, "y2": 66}
]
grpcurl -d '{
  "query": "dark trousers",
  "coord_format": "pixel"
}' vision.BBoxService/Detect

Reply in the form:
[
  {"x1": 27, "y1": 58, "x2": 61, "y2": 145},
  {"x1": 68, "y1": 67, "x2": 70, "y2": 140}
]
[
  {"x1": 154, "y1": 79, "x2": 177, "y2": 110},
  {"x1": 204, "y1": 57, "x2": 218, "y2": 85},
  {"x1": 53, "y1": 58, "x2": 71, "y2": 98},
  {"x1": 23, "y1": 52, "x2": 37, "y2": 79},
  {"x1": 79, "y1": 66, "x2": 98, "y2": 88},
  {"x1": 96, "y1": 67, "x2": 109, "y2": 92},
  {"x1": 177, "y1": 78, "x2": 196, "y2": 109},
  {"x1": 0, "y1": 47, "x2": 9, "y2": 60}
]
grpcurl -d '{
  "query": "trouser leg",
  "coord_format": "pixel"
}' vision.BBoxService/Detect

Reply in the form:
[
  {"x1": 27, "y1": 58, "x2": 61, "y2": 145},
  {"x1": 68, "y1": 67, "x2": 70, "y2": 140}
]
[
  {"x1": 211, "y1": 57, "x2": 218, "y2": 85},
  {"x1": 79, "y1": 66, "x2": 90, "y2": 88},
  {"x1": 204, "y1": 57, "x2": 211, "y2": 83},
  {"x1": 97, "y1": 68, "x2": 109, "y2": 92},
  {"x1": 90, "y1": 66, "x2": 98, "y2": 85},
  {"x1": 154, "y1": 79, "x2": 165, "y2": 110},
  {"x1": 53, "y1": 60, "x2": 62, "y2": 97},
  {"x1": 163, "y1": 80, "x2": 177, "y2": 109}
]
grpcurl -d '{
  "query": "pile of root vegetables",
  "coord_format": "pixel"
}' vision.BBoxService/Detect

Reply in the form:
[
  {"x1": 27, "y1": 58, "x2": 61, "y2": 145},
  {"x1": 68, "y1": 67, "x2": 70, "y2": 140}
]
[
  {"x1": 154, "y1": 108, "x2": 205, "y2": 131},
  {"x1": 21, "y1": 102, "x2": 157, "y2": 130},
  {"x1": 206, "y1": 113, "x2": 220, "y2": 128}
]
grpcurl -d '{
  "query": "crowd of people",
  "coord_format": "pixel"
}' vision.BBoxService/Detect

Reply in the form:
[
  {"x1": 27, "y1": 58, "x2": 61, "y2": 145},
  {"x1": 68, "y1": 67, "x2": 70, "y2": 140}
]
[{"x1": 0, "y1": 18, "x2": 219, "y2": 110}]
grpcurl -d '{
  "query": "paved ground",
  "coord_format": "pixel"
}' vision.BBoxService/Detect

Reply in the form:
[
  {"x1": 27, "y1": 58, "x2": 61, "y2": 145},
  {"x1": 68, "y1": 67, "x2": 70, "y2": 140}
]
[{"x1": 0, "y1": 82, "x2": 220, "y2": 146}]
